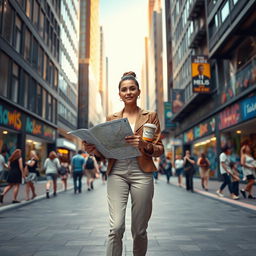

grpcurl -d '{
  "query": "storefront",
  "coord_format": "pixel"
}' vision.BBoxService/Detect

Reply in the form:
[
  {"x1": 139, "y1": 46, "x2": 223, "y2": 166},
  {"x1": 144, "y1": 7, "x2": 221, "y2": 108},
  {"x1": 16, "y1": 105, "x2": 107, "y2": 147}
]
[
  {"x1": 0, "y1": 100, "x2": 57, "y2": 172},
  {"x1": 56, "y1": 138, "x2": 77, "y2": 161}
]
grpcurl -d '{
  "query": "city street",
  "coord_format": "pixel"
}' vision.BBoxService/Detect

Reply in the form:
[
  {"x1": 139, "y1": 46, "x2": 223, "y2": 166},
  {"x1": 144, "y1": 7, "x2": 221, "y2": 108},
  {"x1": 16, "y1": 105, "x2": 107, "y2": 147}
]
[{"x1": 0, "y1": 177, "x2": 256, "y2": 256}]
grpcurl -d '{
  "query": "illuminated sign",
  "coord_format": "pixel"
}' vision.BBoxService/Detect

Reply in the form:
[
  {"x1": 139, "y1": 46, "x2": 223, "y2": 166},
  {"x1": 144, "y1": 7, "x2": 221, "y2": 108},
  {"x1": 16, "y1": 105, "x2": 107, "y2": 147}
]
[
  {"x1": 184, "y1": 129, "x2": 194, "y2": 143},
  {"x1": 26, "y1": 117, "x2": 42, "y2": 135},
  {"x1": 219, "y1": 103, "x2": 241, "y2": 130},
  {"x1": 191, "y1": 55, "x2": 211, "y2": 93},
  {"x1": 0, "y1": 105, "x2": 22, "y2": 130}
]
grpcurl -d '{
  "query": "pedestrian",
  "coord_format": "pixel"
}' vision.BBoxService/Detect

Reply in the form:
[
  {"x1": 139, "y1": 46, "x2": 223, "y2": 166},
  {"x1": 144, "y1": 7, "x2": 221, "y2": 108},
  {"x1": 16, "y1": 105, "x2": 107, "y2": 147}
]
[
  {"x1": 164, "y1": 156, "x2": 172, "y2": 184},
  {"x1": 183, "y1": 150, "x2": 196, "y2": 192},
  {"x1": 84, "y1": 155, "x2": 99, "y2": 191},
  {"x1": 99, "y1": 159, "x2": 108, "y2": 184},
  {"x1": 83, "y1": 71, "x2": 164, "y2": 256},
  {"x1": 0, "y1": 149, "x2": 25, "y2": 204},
  {"x1": 174, "y1": 154, "x2": 184, "y2": 187},
  {"x1": 230, "y1": 162, "x2": 240, "y2": 197},
  {"x1": 153, "y1": 157, "x2": 159, "y2": 183},
  {"x1": 197, "y1": 153, "x2": 210, "y2": 191},
  {"x1": 24, "y1": 150, "x2": 38, "y2": 201},
  {"x1": 71, "y1": 150, "x2": 86, "y2": 194},
  {"x1": 58, "y1": 157, "x2": 70, "y2": 191},
  {"x1": 240, "y1": 145, "x2": 256, "y2": 199},
  {"x1": 44, "y1": 151, "x2": 61, "y2": 198},
  {"x1": 216, "y1": 146, "x2": 239, "y2": 200},
  {"x1": 0, "y1": 149, "x2": 8, "y2": 182}
]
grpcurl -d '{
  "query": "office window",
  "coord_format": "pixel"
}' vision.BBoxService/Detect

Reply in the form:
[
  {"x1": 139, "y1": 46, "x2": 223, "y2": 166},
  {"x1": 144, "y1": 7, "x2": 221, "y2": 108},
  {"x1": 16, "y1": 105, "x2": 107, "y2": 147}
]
[
  {"x1": 54, "y1": 67, "x2": 58, "y2": 89},
  {"x1": 24, "y1": 28, "x2": 31, "y2": 61},
  {"x1": 45, "y1": 18, "x2": 49, "y2": 45},
  {"x1": 52, "y1": 98, "x2": 57, "y2": 123},
  {"x1": 39, "y1": 9, "x2": 45, "y2": 38},
  {"x1": 221, "y1": 1, "x2": 229, "y2": 23},
  {"x1": 23, "y1": 72, "x2": 29, "y2": 108},
  {"x1": 48, "y1": 61, "x2": 53, "y2": 86},
  {"x1": 43, "y1": 53, "x2": 48, "y2": 80},
  {"x1": 14, "y1": 15, "x2": 22, "y2": 53},
  {"x1": 28, "y1": 78, "x2": 36, "y2": 112},
  {"x1": 32, "y1": 37, "x2": 38, "y2": 69},
  {"x1": 25, "y1": 0, "x2": 32, "y2": 19},
  {"x1": 11, "y1": 63, "x2": 20, "y2": 103},
  {"x1": 0, "y1": 51, "x2": 9, "y2": 97},
  {"x1": 233, "y1": 0, "x2": 239, "y2": 5},
  {"x1": 47, "y1": 94, "x2": 52, "y2": 121},
  {"x1": 33, "y1": 0, "x2": 39, "y2": 27},
  {"x1": 17, "y1": 0, "x2": 23, "y2": 7},
  {"x1": 36, "y1": 84, "x2": 42, "y2": 115},
  {"x1": 38, "y1": 46, "x2": 43, "y2": 75},
  {"x1": 2, "y1": 1, "x2": 14, "y2": 43},
  {"x1": 42, "y1": 89, "x2": 46, "y2": 119}
]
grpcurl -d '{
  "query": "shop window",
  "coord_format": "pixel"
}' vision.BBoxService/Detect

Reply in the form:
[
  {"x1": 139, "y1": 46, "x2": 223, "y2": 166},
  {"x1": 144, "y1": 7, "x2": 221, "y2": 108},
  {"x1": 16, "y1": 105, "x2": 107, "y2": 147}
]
[
  {"x1": 2, "y1": 1, "x2": 14, "y2": 44},
  {"x1": 14, "y1": 15, "x2": 22, "y2": 53},
  {"x1": 25, "y1": 0, "x2": 32, "y2": 19},
  {"x1": 32, "y1": 37, "x2": 39, "y2": 69},
  {"x1": 0, "y1": 51, "x2": 9, "y2": 97},
  {"x1": 23, "y1": 72, "x2": 29, "y2": 108},
  {"x1": 24, "y1": 28, "x2": 31, "y2": 62},
  {"x1": 11, "y1": 63, "x2": 20, "y2": 103},
  {"x1": 36, "y1": 84, "x2": 42, "y2": 116},
  {"x1": 220, "y1": 1, "x2": 229, "y2": 23},
  {"x1": 32, "y1": 0, "x2": 39, "y2": 28}
]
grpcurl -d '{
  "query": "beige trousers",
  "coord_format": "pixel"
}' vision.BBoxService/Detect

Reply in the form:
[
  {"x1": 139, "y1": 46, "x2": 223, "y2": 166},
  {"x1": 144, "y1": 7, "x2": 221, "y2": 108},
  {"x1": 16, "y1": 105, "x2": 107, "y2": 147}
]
[{"x1": 106, "y1": 158, "x2": 154, "y2": 256}]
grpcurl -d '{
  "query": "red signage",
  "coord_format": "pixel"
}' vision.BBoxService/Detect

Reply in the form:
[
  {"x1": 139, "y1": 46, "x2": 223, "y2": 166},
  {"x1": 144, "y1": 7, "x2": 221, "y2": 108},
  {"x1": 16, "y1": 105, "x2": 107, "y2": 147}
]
[{"x1": 219, "y1": 103, "x2": 241, "y2": 130}]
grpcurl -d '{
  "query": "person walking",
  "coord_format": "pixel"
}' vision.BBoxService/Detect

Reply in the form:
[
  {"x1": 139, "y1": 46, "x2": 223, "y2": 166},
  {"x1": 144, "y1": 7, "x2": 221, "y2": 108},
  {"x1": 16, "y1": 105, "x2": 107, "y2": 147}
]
[
  {"x1": 216, "y1": 146, "x2": 239, "y2": 200},
  {"x1": 0, "y1": 149, "x2": 25, "y2": 204},
  {"x1": 24, "y1": 150, "x2": 38, "y2": 200},
  {"x1": 184, "y1": 150, "x2": 195, "y2": 192},
  {"x1": 197, "y1": 153, "x2": 210, "y2": 191},
  {"x1": 240, "y1": 145, "x2": 256, "y2": 199},
  {"x1": 230, "y1": 162, "x2": 240, "y2": 197},
  {"x1": 44, "y1": 151, "x2": 61, "y2": 198},
  {"x1": 174, "y1": 154, "x2": 184, "y2": 187},
  {"x1": 58, "y1": 157, "x2": 70, "y2": 191},
  {"x1": 83, "y1": 71, "x2": 164, "y2": 256},
  {"x1": 0, "y1": 149, "x2": 8, "y2": 182},
  {"x1": 99, "y1": 159, "x2": 108, "y2": 184},
  {"x1": 164, "y1": 156, "x2": 172, "y2": 184},
  {"x1": 152, "y1": 157, "x2": 159, "y2": 183},
  {"x1": 84, "y1": 155, "x2": 99, "y2": 191},
  {"x1": 71, "y1": 150, "x2": 86, "y2": 194}
]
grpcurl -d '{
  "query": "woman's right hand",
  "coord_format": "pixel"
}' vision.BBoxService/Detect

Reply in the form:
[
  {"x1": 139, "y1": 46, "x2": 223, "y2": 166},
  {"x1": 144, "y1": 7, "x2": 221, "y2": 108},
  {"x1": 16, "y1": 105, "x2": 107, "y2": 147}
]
[{"x1": 82, "y1": 141, "x2": 96, "y2": 154}]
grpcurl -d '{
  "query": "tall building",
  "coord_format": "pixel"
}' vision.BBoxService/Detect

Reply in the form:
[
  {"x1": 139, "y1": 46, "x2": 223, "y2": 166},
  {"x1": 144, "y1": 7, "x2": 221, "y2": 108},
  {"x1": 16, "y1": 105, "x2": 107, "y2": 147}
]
[
  {"x1": 167, "y1": 0, "x2": 256, "y2": 176},
  {"x1": 78, "y1": 0, "x2": 105, "y2": 129},
  {"x1": 56, "y1": 0, "x2": 80, "y2": 157},
  {"x1": 0, "y1": 0, "x2": 60, "y2": 168},
  {"x1": 147, "y1": 0, "x2": 165, "y2": 128}
]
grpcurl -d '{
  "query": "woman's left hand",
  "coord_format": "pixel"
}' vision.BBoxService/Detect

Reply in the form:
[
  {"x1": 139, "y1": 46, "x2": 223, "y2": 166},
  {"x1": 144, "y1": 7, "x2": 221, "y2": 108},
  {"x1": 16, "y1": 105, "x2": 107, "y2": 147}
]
[{"x1": 125, "y1": 135, "x2": 147, "y2": 150}]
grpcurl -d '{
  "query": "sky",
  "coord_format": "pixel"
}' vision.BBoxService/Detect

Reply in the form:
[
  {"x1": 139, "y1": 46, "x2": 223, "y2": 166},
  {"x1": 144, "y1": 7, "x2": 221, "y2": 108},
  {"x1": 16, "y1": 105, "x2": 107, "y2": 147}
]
[{"x1": 100, "y1": 0, "x2": 148, "y2": 113}]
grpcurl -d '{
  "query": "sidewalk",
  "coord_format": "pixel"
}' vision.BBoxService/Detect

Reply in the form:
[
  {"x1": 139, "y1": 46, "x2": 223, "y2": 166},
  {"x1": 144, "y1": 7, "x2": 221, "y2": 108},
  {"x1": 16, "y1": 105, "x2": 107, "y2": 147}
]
[{"x1": 0, "y1": 178, "x2": 256, "y2": 256}]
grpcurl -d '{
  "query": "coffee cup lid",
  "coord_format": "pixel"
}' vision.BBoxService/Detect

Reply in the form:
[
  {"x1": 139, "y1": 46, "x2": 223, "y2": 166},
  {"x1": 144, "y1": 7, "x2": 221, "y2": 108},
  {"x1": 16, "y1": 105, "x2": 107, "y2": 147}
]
[{"x1": 143, "y1": 123, "x2": 157, "y2": 129}]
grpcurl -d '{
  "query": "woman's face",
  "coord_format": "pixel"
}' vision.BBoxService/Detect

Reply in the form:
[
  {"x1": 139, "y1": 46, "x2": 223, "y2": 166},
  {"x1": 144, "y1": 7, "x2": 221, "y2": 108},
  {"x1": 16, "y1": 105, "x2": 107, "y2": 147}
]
[{"x1": 119, "y1": 80, "x2": 140, "y2": 105}]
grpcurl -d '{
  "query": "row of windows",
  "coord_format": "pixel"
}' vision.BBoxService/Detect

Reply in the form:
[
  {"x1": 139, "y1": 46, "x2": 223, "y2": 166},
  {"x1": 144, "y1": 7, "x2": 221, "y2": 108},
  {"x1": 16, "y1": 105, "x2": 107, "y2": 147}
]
[
  {"x1": 0, "y1": 50, "x2": 57, "y2": 124},
  {"x1": 16, "y1": 0, "x2": 60, "y2": 60},
  {"x1": 208, "y1": 0, "x2": 241, "y2": 39},
  {"x1": 173, "y1": 57, "x2": 191, "y2": 89},
  {"x1": 58, "y1": 102, "x2": 77, "y2": 127},
  {"x1": 0, "y1": 1, "x2": 59, "y2": 90}
]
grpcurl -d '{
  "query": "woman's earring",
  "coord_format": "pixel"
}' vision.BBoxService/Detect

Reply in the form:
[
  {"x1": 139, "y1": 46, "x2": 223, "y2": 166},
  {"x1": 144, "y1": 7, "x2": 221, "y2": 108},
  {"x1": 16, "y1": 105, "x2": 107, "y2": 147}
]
[
  {"x1": 120, "y1": 98, "x2": 123, "y2": 101},
  {"x1": 137, "y1": 95, "x2": 140, "y2": 99}
]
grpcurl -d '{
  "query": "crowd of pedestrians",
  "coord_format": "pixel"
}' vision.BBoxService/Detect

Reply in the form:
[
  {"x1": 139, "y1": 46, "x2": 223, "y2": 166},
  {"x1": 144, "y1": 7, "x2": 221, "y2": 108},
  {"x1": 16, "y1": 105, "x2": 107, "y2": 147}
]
[
  {"x1": 0, "y1": 147, "x2": 106, "y2": 204},
  {"x1": 154, "y1": 143, "x2": 256, "y2": 200}
]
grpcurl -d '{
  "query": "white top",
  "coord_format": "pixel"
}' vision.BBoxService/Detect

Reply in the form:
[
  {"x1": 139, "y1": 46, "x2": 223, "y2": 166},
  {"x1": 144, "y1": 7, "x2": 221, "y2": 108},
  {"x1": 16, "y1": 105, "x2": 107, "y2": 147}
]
[
  {"x1": 130, "y1": 123, "x2": 135, "y2": 132},
  {"x1": 219, "y1": 152, "x2": 231, "y2": 174},
  {"x1": 242, "y1": 155, "x2": 256, "y2": 176},
  {"x1": 0, "y1": 154, "x2": 6, "y2": 172},
  {"x1": 175, "y1": 159, "x2": 184, "y2": 169},
  {"x1": 44, "y1": 158, "x2": 61, "y2": 174}
]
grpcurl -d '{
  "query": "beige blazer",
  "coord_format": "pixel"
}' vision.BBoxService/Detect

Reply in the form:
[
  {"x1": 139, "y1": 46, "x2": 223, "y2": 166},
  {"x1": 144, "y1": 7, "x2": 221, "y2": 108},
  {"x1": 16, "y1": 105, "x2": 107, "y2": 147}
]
[{"x1": 105, "y1": 108, "x2": 164, "y2": 175}]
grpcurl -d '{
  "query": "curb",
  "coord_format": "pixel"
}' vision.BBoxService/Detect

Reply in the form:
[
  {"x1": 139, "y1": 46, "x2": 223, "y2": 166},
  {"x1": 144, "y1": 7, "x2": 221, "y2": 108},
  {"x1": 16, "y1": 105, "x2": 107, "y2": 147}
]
[{"x1": 0, "y1": 185, "x2": 74, "y2": 214}]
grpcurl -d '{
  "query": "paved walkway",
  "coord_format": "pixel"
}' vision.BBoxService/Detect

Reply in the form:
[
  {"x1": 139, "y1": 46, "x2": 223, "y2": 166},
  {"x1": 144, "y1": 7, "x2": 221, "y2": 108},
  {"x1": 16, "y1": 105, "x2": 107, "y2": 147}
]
[{"x1": 0, "y1": 176, "x2": 256, "y2": 255}]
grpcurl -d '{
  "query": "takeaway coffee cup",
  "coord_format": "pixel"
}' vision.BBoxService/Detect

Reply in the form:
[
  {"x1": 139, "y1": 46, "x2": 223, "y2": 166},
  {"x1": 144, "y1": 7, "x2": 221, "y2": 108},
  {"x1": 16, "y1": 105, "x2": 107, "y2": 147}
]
[{"x1": 142, "y1": 123, "x2": 157, "y2": 142}]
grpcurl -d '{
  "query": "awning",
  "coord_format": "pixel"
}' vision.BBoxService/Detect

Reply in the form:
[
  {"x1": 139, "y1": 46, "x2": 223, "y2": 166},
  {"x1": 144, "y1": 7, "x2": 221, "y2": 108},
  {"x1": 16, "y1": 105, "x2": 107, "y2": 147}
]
[{"x1": 56, "y1": 138, "x2": 76, "y2": 151}]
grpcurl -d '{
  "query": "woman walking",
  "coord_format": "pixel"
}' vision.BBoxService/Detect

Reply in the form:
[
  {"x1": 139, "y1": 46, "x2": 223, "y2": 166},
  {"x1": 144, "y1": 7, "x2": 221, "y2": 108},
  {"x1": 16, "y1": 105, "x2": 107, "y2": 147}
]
[
  {"x1": 0, "y1": 149, "x2": 25, "y2": 204},
  {"x1": 44, "y1": 151, "x2": 61, "y2": 198},
  {"x1": 240, "y1": 145, "x2": 256, "y2": 199},
  {"x1": 174, "y1": 154, "x2": 184, "y2": 187},
  {"x1": 197, "y1": 153, "x2": 210, "y2": 191},
  {"x1": 83, "y1": 71, "x2": 164, "y2": 256},
  {"x1": 58, "y1": 157, "x2": 70, "y2": 191},
  {"x1": 25, "y1": 150, "x2": 38, "y2": 200}
]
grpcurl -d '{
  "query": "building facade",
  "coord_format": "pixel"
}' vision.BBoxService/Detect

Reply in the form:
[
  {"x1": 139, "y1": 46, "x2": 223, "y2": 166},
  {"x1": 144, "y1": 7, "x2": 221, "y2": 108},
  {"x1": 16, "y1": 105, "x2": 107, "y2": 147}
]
[
  {"x1": 57, "y1": 0, "x2": 79, "y2": 157},
  {"x1": 0, "y1": 0, "x2": 60, "y2": 169},
  {"x1": 167, "y1": 0, "x2": 256, "y2": 176}
]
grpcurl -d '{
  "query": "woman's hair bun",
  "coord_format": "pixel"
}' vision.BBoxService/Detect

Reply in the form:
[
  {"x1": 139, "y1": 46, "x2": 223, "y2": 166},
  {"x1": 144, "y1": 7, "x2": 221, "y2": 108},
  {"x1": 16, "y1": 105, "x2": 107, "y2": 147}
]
[{"x1": 122, "y1": 71, "x2": 136, "y2": 78}]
